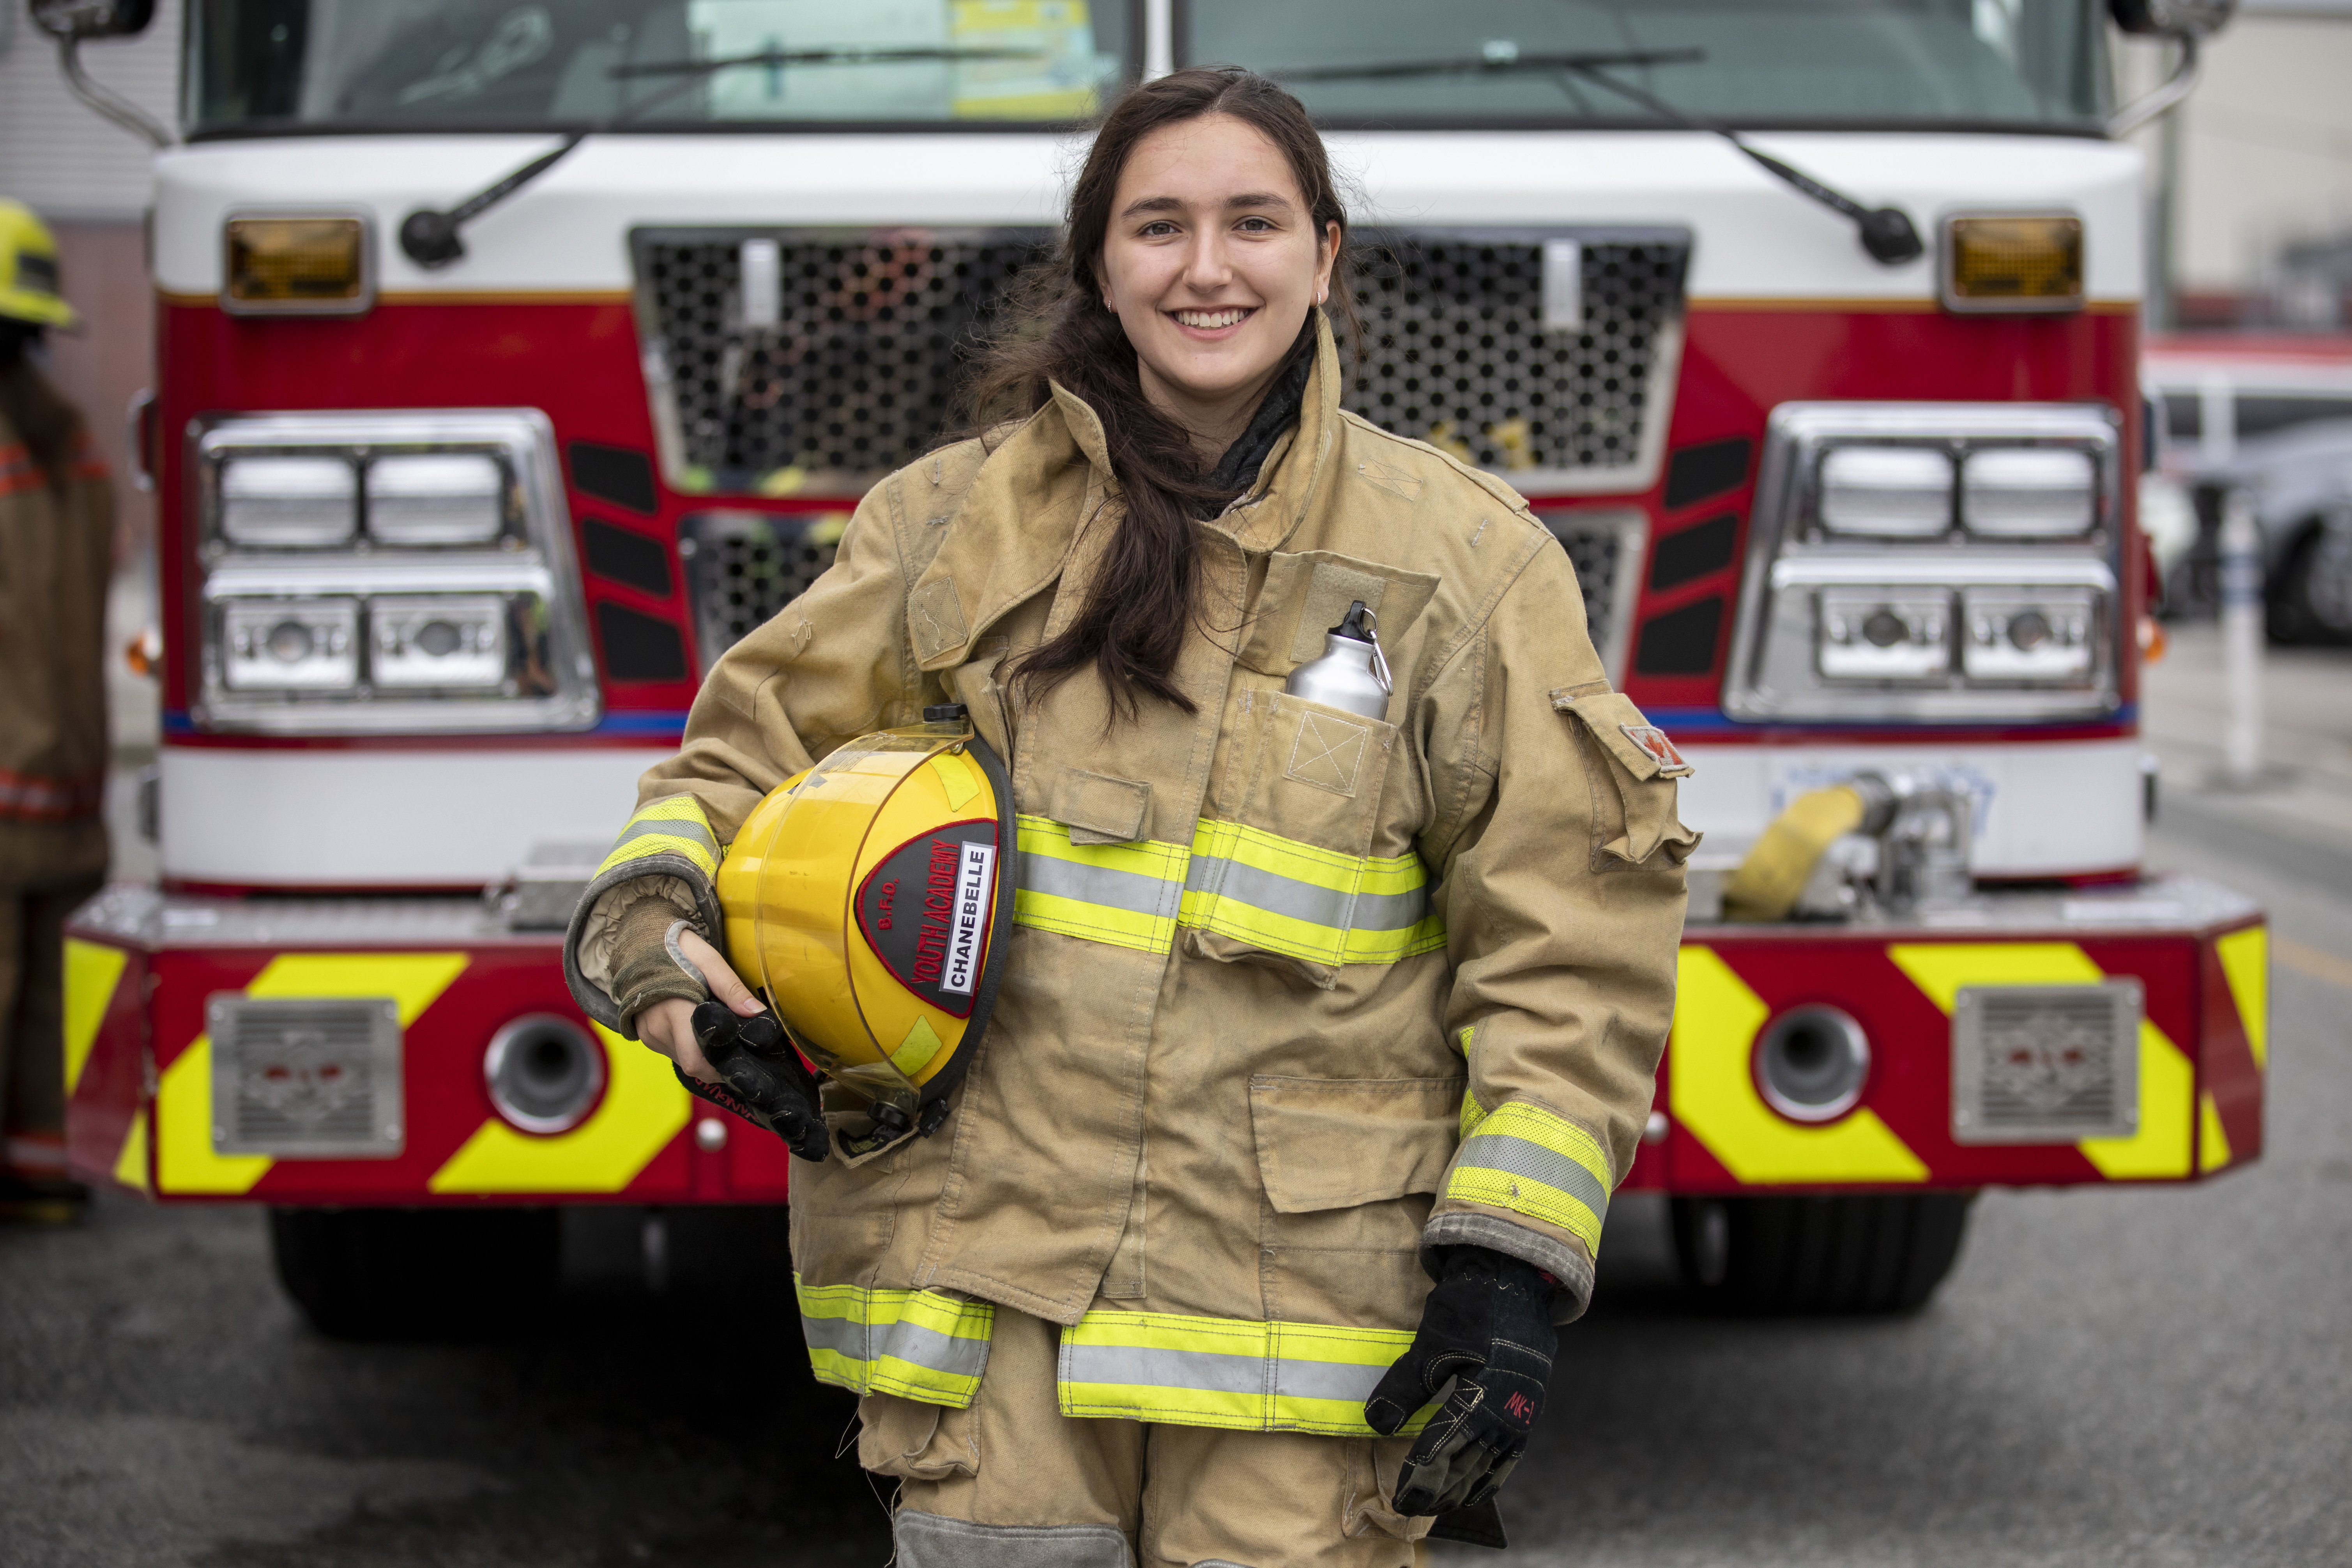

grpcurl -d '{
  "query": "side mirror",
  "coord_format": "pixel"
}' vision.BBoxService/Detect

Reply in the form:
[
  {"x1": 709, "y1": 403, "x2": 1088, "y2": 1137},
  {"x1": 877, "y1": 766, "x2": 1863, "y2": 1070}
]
[
  {"x1": 29, "y1": 0, "x2": 157, "y2": 41},
  {"x1": 2109, "y1": 0, "x2": 2237, "y2": 38},
  {"x1": 2106, "y1": 0, "x2": 2235, "y2": 136}
]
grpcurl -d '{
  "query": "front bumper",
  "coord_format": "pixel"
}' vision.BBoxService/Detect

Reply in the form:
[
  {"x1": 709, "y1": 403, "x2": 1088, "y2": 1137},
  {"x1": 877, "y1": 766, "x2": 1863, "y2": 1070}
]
[
  {"x1": 65, "y1": 874, "x2": 2265, "y2": 1205},
  {"x1": 62, "y1": 886, "x2": 792, "y2": 1204}
]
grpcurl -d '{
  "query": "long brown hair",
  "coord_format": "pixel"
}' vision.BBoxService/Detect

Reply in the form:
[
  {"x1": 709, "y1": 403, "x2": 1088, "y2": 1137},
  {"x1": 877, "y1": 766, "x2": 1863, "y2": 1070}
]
[
  {"x1": 0, "y1": 322, "x2": 83, "y2": 493},
  {"x1": 958, "y1": 67, "x2": 1360, "y2": 719}
]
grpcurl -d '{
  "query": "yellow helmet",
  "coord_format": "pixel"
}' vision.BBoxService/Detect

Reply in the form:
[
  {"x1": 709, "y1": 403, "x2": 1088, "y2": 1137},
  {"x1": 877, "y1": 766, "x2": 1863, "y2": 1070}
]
[
  {"x1": 716, "y1": 710, "x2": 1013, "y2": 1149},
  {"x1": 0, "y1": 200, "x2": 79, "y2": 331}
]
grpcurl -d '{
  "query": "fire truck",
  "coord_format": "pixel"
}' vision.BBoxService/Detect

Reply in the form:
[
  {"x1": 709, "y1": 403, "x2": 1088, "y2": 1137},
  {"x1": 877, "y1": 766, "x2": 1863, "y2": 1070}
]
[{"x1": 47, "y1": 0, "x2": 2267, "y2": 1331}]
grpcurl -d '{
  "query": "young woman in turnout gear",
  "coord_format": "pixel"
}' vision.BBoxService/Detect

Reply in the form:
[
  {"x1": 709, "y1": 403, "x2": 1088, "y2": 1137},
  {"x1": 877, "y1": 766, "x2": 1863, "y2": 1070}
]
[{"x1": 568, "y1": 69, "x2": 1693, "y2": 1565}]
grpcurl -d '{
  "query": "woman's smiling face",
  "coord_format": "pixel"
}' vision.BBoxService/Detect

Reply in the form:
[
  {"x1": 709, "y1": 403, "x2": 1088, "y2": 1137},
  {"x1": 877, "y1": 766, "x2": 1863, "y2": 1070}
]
[{"x1": 1095, "y1": 112, "x2": 1339, "y2": 449}]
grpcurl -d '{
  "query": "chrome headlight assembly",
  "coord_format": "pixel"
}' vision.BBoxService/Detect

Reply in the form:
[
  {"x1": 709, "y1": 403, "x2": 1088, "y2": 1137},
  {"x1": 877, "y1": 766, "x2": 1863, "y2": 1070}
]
[
  {"x1": 192, "y1": 410, "x2": 599, "y2": 735},
  {"x1": 1724, "y1": 403, "x2": 2123, "y2": 723}
]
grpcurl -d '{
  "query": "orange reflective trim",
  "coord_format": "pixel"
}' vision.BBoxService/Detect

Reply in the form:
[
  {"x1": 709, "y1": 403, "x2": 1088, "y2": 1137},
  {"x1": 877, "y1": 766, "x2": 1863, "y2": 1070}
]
[{"x1": 0, "y1": 766, "x2": 106, "y2": 820}]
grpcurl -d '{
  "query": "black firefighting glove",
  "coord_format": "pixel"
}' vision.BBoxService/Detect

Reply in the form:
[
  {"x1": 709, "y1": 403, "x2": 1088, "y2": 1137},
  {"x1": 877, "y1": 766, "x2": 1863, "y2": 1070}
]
[
  {"x1": 678, "y1": 999, "x2": 830, "y2": 1163},
  {"x1": 1363, "y1": 1245, "x2": 1557, "y2": 1517}
]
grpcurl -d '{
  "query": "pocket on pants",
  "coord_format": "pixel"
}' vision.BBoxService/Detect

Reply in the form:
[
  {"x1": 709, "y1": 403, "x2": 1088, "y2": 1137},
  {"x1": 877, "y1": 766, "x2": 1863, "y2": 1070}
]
[
  {"x1": 858, "y1": 1391, "x2": 979, "y2": 1482},
  {"x1": 1345, "y1": 1436, "x2": 1436, "y2": 1543}
]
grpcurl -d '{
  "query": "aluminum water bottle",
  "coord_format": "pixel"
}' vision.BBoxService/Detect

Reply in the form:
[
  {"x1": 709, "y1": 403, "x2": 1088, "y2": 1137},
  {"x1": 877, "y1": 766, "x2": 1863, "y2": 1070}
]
[{"x1": 1285, "y1": 601, "x2": 1392, "y2": 719}]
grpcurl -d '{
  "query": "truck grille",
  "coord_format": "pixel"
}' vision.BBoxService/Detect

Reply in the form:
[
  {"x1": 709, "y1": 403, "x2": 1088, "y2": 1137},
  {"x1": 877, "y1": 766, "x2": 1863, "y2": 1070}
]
[
  {"x1": 208, "y1": 995, "x2": 404, "y2": 1158},
  {"x1": 1340, "y1": 230, "x2": 1690, "y2": 491},
  {"x1": 1950, "y1": 981, "x2": 2142, "y2": 1144},
  {"x1": 633, "y1": 228, "x2": 1052, "y2": 495},
  {"x1": 633, "y1": 226, "x2": 1690, "y2": 499}
]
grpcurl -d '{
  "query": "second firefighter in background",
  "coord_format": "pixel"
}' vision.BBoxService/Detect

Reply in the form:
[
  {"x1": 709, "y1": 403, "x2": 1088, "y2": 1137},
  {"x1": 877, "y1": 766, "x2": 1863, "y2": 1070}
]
[{"x1": 568, "y1": 69, "x2": 1692, "y2": 1567}]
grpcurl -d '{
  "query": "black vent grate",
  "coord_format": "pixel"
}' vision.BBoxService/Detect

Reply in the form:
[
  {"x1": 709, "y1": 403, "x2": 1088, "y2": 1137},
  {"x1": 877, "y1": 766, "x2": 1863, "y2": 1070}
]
[
  {"x1": 679, "y1": 512, "x2": 849, "y2": 670},
  {"x1": 1339, "y1": 231, "x2": 1689, "y2": 480},
  {"x1": 635, "y1": 228, "x2": 1052, "y2": 493},
  {"x1": 635, "y1": 226, "x2": 1689, "y2": 499},
  {"x1": 1551, "y1": 520, "x2": 1624, "y2": 651}
]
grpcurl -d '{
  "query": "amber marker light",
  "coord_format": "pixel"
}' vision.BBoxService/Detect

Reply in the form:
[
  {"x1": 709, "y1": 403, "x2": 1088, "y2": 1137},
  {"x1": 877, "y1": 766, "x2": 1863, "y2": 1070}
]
[
  {"x1": 222, "y1": 216, "x2": 373, "y2": 316},
  {"x1": 1940, "y1": 215, "x2": 2084, "y2": 314}
]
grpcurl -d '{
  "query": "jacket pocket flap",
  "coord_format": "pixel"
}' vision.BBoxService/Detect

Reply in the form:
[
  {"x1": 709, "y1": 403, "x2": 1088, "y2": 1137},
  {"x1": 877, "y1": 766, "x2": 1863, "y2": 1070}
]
[
  {"x1": 1239, "y1": 552, "x2": 1443, "y2": 674},
  {"x1": 1049, "y1": 768, "x2": 1151, "y2": 845},
  {"x1": 1556, "y1": 690, "x2": 1693, "y2": 782},
  {"x1": 1250, "y1": 1075, "x2": 1464, "y2": 1213}
]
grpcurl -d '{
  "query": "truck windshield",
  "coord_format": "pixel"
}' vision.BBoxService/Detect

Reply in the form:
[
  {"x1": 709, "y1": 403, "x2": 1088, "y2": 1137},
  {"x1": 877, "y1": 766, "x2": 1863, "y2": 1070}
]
[
  {"x1": 1183, "y1": 0, "x2": 2109, "y2": 130},
  {"x1": 188, "y1": 0, "x2": 1132, "y2": 134}
]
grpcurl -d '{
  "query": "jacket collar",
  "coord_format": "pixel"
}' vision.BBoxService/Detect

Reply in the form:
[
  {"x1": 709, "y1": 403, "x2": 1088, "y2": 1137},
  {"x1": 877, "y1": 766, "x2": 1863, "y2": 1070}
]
[
  {"x1": 1203, "y1": 311, "x2": 1344, "y2": 555},
  {"x1": 908, "y1": 312, "x2": 1347, "y2": 670}
]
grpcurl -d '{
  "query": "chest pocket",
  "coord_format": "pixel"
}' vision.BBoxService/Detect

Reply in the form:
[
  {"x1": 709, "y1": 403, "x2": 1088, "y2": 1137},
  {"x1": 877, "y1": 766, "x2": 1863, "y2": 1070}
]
[{"x1": 1184, "y1": 687, "x2": 1443, "y2": 983}]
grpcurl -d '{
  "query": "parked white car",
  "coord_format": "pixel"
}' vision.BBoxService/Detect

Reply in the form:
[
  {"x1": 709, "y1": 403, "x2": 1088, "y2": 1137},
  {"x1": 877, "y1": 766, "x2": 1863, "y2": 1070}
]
[{"x1": 2145, "y1": 336, "x2": 2352, "y2": 642}]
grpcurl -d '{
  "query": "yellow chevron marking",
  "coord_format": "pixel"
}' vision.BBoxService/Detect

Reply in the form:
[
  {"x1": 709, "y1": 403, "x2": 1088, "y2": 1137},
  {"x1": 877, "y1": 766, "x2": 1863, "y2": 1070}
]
[
  {"x1": 156, "y1": 1036, "x2": 272, "y2": 1195},
  {"x1": 62, "y1": 939, "x2": 128, "y2": 1097},
  {"x1": 156, "y1": 953, "x2": 470, "y2": 1195},
  {"x1": 2214, "y1": 927, "x2": 2268, "y2": 1069},
  {"x1": 113, "y1": 1107, "x2": 150, "y2": 1193},
  {"x1": 1887, "y1": 942, "x2": 2193, "y2": 1181},
  {"x1": 428, "y1": 1023, "x2": 689, "y2": 1194},
  {"x1": 1669, "y1": 946, "x2": 1928, "y2": 1184},
  {"x1": 2198, "y1": 1092, "x2": 2232, "y2": 1174}
]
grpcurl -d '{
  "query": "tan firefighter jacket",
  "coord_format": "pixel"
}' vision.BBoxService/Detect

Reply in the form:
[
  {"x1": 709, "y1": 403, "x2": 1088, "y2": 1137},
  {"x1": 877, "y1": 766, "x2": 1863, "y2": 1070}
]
[
  {"x1": 568, "y1": 316, "x2": 1694, "y2": 1435},
  {"x1": 0, "y1": 411, "x2": 112, "y2": 887}
]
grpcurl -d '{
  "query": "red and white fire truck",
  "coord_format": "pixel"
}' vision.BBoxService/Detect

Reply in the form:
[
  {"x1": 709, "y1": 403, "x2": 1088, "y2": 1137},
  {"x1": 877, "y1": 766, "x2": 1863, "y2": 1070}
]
[{"x1": 49, "y1": 0, "x2": 2267, "y2": 1329}]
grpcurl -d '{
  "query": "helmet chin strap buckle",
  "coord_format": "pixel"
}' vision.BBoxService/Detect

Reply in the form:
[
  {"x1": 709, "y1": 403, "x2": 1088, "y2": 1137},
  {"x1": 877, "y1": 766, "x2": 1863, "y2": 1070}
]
[{"x1": 833, "y1": 1096, "x2": 956, "y2": 1159}]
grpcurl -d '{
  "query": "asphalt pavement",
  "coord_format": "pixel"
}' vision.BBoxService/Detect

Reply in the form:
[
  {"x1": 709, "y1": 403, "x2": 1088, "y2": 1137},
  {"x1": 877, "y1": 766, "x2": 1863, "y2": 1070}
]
[{"x1": 7, "y1": 637, "x2": 2350, "y2": 1567}]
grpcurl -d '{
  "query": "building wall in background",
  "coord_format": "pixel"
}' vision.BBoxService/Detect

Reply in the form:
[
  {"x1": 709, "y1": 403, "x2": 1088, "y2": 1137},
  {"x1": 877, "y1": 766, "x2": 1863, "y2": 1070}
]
[
  {"x1": 2176, "y1": 9, "x2": 2352, "y2": 294},
  {"x1": 0, "y1": 0, "x2": 180, "y2": 220}
]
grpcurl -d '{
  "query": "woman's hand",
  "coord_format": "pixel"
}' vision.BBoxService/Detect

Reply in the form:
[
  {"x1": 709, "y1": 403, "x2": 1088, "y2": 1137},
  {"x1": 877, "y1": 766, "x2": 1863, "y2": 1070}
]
[{"x1": 638, "y1": 926, "x2": 764, "y2": 1082}]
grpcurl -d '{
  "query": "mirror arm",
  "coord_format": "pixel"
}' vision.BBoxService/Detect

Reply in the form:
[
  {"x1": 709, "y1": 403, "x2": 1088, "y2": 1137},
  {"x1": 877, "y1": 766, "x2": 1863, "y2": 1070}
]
[
  {"x1": 2108, "y1": 32, "x2": 2202, "y2": 139},
  {"x1": 54, "y1": 34, "x2": 173, "y2": 148}
]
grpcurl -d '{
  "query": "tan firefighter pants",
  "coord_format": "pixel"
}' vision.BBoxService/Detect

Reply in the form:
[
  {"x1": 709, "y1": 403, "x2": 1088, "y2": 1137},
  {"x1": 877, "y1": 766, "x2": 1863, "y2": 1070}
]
[{"x1": 856, "y1": 1305, "x2": 1433, "y2": 1568}]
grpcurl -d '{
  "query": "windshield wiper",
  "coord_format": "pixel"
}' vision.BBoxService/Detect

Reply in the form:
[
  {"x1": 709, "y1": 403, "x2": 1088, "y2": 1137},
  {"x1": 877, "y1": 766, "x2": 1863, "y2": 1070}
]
[
  {"x1": 1274, "y1": 45, "x2": 1924, "y2": 266},
  {"x1": 398, "y1": 46, "x2": 1042, "y2": 269}
]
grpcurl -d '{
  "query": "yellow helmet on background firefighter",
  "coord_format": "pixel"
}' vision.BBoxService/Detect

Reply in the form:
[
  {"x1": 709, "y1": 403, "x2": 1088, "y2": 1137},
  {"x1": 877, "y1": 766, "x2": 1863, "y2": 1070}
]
[
  {"x1": 0, "y1": 200, "x2": 80, "y2": 330},
  {"x1": 714, "y1": 709, "x2": 1013, "y2": 1142}
]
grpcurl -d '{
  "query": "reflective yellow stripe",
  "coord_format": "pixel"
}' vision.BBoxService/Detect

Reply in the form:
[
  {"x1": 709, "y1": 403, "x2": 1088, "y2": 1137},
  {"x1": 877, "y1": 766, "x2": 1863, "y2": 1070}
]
[
  {"x1": 1012, "y1": 817, "x2": 1187, "y2": 953},
  {"x1": 598, "y1": 795, "x2": 720, "y2": 879},
  {"x1": 1444, "y1": 1100, "x2": 1613, "y2": 1255},
  {"x1": 798, "y1": 1275, "x2": 996, "y2": 1406},
  {"x1": 1058, "y1": 1308, "x2": 1433, "y2": 1436},
  {"x1": 1011, "y1": 813, "x2": 1444, "y2": 965}
]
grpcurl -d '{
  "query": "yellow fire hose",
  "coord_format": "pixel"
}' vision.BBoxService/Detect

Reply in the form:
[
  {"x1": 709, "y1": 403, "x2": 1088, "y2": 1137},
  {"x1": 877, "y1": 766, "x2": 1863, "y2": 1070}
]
[{"x1": 1721, "y1": 779, "x2": 1890, "y2": 923}]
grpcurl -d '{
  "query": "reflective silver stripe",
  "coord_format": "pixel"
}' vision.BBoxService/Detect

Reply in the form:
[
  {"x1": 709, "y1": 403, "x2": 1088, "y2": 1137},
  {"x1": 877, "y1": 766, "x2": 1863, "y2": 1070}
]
[
  {"x1": 1456, "y1": 1130, "x2": 1613, "y2": 1223},
  {"x1": 1017, "y1": 849, "x2": 1183, "y2": 917},
  {"x1": 608, "y1": 814, "x2": 719, "y2": 861},
  {"x1": 895, "y1": 1512, "x2": 1134, "y2": 1568},
  {"x1": 1273, "y1": 1356, "x2": 1394, "y2": 1404},
  {"x1": 1061, "y1": 1341, "x2": 1263, "y2": 1397},
  {"x1": 1058, "y1": 1340, "x2": 1390, "y2": 1405},
  {"x1": 800, "y1": 1310, "x2": 993, "y2": 1382},
  {"x1": 1186, "y1": 854, "x2": 1430, "y2": 933}
]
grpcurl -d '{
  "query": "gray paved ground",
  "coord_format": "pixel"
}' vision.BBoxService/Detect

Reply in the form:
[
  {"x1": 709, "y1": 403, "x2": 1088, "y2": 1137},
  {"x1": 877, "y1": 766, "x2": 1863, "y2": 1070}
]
[{"x1": 8, "y1": 640, "x2": 2350, "y2": 1567}]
